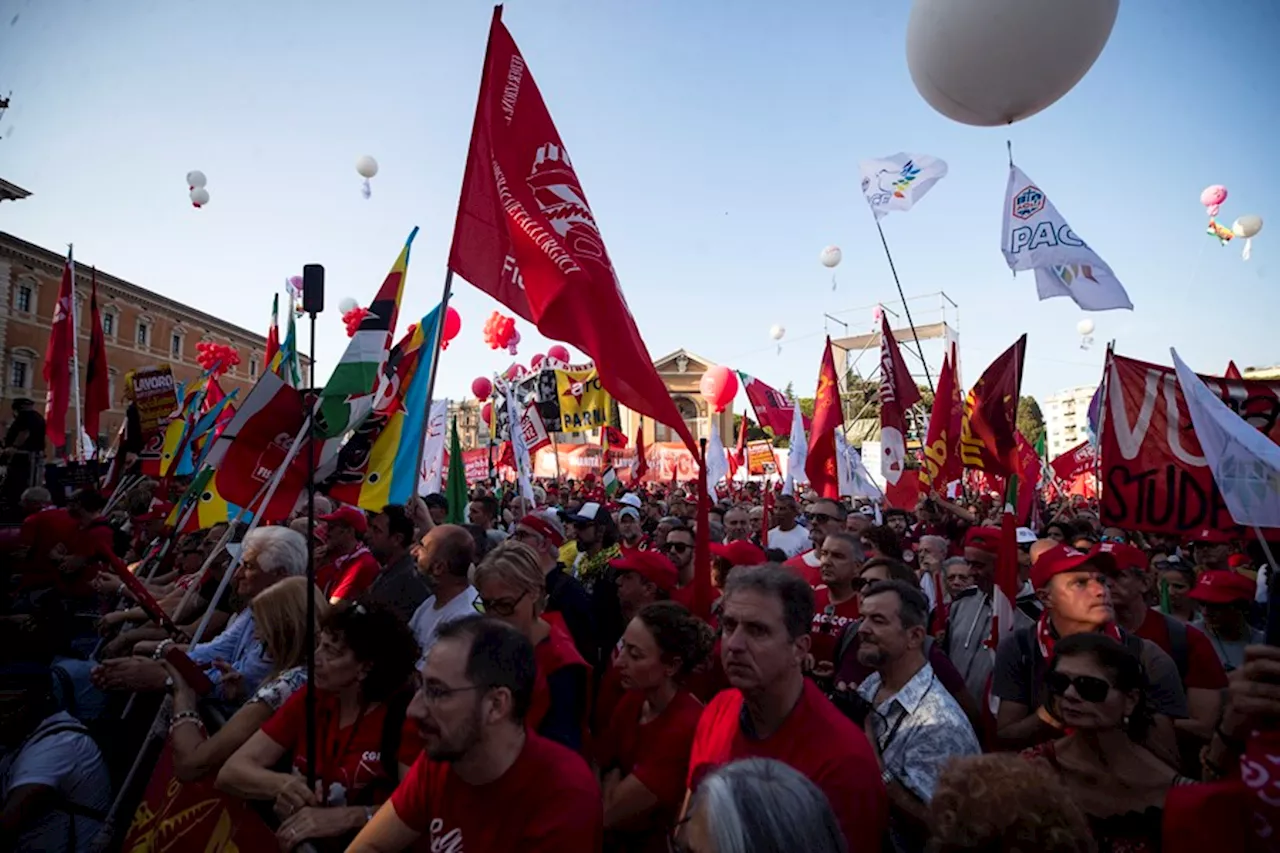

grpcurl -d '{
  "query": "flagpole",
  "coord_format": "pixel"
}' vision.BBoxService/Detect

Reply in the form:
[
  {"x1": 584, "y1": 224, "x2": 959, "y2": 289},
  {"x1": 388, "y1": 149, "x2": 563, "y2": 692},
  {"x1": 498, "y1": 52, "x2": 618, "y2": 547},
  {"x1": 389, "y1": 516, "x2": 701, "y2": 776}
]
[
  {"x1": 410, "y1": 269, "x2": 455, "y2": 497},
  {"x1": 68, "y1": 244, "x2": 84, "y2": 460},
  {"x1": 871, "y1": 219, "x2": 935, "y2": 395}
]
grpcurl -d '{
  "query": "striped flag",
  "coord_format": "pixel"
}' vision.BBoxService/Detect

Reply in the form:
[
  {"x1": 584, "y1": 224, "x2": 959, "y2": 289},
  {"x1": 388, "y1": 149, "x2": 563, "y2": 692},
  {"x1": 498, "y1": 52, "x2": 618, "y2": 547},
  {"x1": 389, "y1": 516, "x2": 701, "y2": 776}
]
[
  {"x1": 270, "y1": 291, "x2": 302, "y2": 387},
  {"x1": 263, "y1": 294, "x2": 280, "y2": 377}
]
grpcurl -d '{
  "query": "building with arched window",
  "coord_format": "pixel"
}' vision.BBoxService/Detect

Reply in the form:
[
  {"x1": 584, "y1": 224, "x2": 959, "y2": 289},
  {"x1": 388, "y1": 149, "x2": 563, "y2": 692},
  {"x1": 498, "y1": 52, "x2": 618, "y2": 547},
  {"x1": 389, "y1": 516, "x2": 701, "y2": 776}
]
[{"x1": 620, "y1": 349, "x2": 733, "y2": 447}]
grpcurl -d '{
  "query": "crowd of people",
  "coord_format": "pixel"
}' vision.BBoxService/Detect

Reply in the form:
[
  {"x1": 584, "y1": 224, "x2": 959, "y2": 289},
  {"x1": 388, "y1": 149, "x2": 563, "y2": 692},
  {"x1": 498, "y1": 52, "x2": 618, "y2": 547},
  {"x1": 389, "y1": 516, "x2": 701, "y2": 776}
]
[{"x1": 0, "y1": 471, "x2": 1276, "y2": 852}]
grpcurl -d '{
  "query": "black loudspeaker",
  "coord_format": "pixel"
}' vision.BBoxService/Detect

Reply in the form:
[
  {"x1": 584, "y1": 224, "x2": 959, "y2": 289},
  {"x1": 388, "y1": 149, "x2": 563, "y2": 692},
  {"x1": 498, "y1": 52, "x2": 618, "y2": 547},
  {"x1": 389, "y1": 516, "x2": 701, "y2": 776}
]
[{"x1": 302, "y1": 264, "x2": 325, "y2": 315}]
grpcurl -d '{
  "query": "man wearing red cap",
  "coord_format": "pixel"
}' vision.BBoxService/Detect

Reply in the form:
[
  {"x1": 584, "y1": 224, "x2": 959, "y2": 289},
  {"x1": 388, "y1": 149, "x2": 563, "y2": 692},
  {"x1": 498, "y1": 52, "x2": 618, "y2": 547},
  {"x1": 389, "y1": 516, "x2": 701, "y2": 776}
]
[
  {"x1": 1188, "y1": 527, "x2": 1234, "y2": 573},
  {"x1": 992, "y1": 543, "x2": 1188, "y2": 760},
  {"x1": 319, "y1": 505, "x2": 380, "y2": 603},
  {"x1": 1190, "y1": 570, "x2": 1262, "y2": 672}
]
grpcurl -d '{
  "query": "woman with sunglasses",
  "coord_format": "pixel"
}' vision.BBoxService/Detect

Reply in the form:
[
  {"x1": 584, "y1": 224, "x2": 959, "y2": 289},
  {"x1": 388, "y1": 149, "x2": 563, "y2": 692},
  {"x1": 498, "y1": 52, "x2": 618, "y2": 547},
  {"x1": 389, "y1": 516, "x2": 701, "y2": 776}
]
[
  {"x1": 595, "y1": 601, "x2": 714, "y2": 853},
  {"x1": 472, "y1": 540, "x2": 591, "y2": 753},
  {"x1": 1024, "y1": 632, "x2": 1194, "y2": 853}
]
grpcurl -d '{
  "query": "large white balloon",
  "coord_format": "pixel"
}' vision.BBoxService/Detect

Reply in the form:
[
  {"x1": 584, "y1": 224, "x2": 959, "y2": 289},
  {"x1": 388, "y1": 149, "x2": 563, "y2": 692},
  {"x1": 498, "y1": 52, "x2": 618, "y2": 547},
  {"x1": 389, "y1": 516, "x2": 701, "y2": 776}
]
[
  {"x1": 186, "y1": 170, "x2": 207, "y2": 188},
  {"x1": 355, "y1": 155, "x2": 379, "y2": 179},
  {"x1": 770, "y1": 324, "x2": 786, "y2": 341},
  {"x1": 338, "y1": 297, "x2": 359, "y2": 314},
  {"x1": 189, "y1": 187, "x2": 210, "y2": 206},
  {"x1": 1076, "y1": 318, "x2": 1095, "y2": 336},
  {"x1": 820, "y1": 246, "x2": 842, "y2": 268},
  {"x1": 1233, "y1": 215, "x2": 1263, "y2": 239},
  {"x1": 906, "y1": 0, "x2": 1119, "y2": 126}
]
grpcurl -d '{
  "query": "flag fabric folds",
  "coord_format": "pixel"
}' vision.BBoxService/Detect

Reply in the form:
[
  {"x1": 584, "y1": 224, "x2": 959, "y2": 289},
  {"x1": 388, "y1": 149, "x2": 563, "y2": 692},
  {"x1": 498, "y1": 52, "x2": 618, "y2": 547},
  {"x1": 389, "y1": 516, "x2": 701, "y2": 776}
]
[
  {"x1": 631, "y1": 420, "x2": 649, "y2": 485},
  {"x1": 506, "y1": 378, "x2": 535, "y2": 502},
  {"x1": 1173, "y1": 348, "x2": 1280, "y2": 528},
  {"x1": 705, "y1": 423, "x2": 730, "y2": 487},
  {"x1": 859, "y1": 153, "x2": 948, "y2": 219},
  {"x1": 782, "y1": 401, "x2": 808, "y2": 497},
  {"x1": 805, "y1": 338, "x2": 844, "y2": 499},
  {"x1": 919, "y1": 342, "x2": 962, "y2": 494},
  {"x1": 264, "y1": 293, "x2": 281, "y2": 377},
  {"x1": 728, "y1": 411, "x2": 748, "y2": 478},
  {"x1": 878, "y1": 312, "x2": 922, "y2": 487},
  {"x1": 269, "y1": 294, "x2": 302, "y2": 387},
  {"x1": 447, "y1": 10, "x2": 696, "y2": 458},
  {"x1": 42, "y1": 254, "x2": 75, "y2": 448},
  {"x1": 419, "y1": 400, "x2": 450, "y2": 496},
  {"x1": 445, "y1": 418, "x2": 467, "y2": 524},
  {"x1": 738, "y1": 372, "x2": 807, "y2": 436},
  {"x1": 84, "y1": 268, "x2": 110, "y2": 442},
  {"x1": 990, "y1": 475, "x2": 1022, "y2": 700},
  {"x1": 959, "y1": 336, "x2": 1027, "y2": 479},
  {"x1": 1002, "y1": 165, "x2": 1133, "y2": 312}
]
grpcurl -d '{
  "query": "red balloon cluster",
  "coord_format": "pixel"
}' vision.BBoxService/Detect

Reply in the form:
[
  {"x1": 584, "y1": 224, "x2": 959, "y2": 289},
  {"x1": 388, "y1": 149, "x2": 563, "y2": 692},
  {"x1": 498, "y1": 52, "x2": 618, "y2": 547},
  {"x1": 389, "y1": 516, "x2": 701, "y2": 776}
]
[
  {"x1": 342, "y1": 306, "x2": 370, "y2": 337},
  {"x1": 483, "y1": 311, "x2": 518, "y2": 351},
  {"x1": 195, "y1": 342, "x2": 241, "y2": 378},
  {"x1": 441, "y1": 307, "x2": 462, "y2": 350},
  {"x1": 471, "y1": 376, "x2": 493, "y2": 399}
]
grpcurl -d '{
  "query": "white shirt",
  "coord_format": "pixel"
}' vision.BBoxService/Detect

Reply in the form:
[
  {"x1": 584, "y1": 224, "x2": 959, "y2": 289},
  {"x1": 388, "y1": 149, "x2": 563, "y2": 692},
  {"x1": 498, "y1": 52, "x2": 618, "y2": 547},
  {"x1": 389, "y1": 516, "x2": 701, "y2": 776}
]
[
  {"x1": 410, "y1": 586, "x2": 480, "y2": 660},
  {"x1": 767, "y1": 525, "x2": 812, "y2": 558},
  {"x1": 0, "y1": 712, "x2": 111, "y2": 852}
]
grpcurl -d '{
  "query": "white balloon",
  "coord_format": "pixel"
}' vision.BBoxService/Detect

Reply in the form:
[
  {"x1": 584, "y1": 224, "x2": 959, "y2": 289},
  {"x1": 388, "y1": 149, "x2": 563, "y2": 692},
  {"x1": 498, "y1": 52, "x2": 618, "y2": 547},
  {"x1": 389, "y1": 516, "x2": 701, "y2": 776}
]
[
  {"x1": 820, "y1": 246, "x2": 842, "y2": 268},
  {"x1": 1232, "y1": 214, "x2": 1264, "y2": 239},
  {"x1": 189, "y1": 187, "x2": 210, "y2": 206},
  {"x1": 906, "y1": 0, "x2": 1119, "y2": 126},
  {"x1": 355, "y1": 155, "x2": 379, "y2": 179},
  {"x1": 338, "y1": 297, "x2": 359, "y2": 314},
  {"x1": 770, "y1": 324, "x2": 786, "y2": 341},
  {"x1": 186, "y1": 170, "x2": 207, "y2": 189},
  {"x1": 1076, "y1": 318, "x2": 1095, "y2": 336}
]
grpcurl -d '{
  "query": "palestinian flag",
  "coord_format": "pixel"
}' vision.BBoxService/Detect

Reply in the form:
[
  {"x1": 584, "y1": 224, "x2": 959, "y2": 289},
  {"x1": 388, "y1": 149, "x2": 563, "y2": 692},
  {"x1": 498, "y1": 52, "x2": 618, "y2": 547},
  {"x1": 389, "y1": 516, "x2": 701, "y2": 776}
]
[{"x1": 601, "y1": 465, "x2": 620, "y2": 498}]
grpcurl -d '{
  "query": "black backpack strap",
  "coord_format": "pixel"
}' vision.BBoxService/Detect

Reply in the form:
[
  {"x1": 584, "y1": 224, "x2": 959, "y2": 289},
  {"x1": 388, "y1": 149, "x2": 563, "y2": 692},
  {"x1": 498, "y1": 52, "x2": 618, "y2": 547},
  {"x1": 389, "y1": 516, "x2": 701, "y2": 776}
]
[{"x1": 1161, "y1": 613, "x2": 1190, "y2": 682}]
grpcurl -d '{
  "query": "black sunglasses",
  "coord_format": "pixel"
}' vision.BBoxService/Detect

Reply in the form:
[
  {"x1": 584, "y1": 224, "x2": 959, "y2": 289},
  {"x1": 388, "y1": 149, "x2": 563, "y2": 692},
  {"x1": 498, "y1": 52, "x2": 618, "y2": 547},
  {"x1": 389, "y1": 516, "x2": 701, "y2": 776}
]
[
  {"x1": 809, "y1": 513, "x2": 835, "y2": 525},
  {"x1": 662, "y1": 542, "x2": 691, "y2": 554},
  {"x1": 1045, "y1": 670, "x2": 1112, "y2": 703}
]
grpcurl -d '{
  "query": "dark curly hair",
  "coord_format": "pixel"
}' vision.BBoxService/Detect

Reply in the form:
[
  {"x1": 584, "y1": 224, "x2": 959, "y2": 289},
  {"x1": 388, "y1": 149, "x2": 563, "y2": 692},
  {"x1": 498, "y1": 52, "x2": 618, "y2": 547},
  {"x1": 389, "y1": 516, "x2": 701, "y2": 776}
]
[
  {"x1": 861, "y1": 525, "x2": 904, "y2": 561},
  {"x1": 1045, "y1": 632, "x2": 1151, "y2": 743},
  {"x1": 636, "y1": 601, "x2": 715, "y2": 679},
  {"x1": 860, "y1": 556, "x2": 917, "y2": 586},
  {"x1": 321, "y1": 600, "x2": 420, "y2": 702},
  {"x1": 929, "y1": 754, "x2": 1095, "y2": 853}
]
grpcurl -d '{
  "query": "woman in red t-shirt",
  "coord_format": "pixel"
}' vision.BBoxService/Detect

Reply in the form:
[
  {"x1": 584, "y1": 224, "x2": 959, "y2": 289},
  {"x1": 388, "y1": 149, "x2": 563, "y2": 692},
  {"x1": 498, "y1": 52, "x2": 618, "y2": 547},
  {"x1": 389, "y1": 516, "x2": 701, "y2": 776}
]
[
  {"x1": 217, "y1": 601, "x2": 422, "y2": 851},
  {"x1": 473, "y1": 541, "x2": 592, "y2": 753},
  {"x1": 595, "y1": 601, "x2": 714, "y2": 853}
]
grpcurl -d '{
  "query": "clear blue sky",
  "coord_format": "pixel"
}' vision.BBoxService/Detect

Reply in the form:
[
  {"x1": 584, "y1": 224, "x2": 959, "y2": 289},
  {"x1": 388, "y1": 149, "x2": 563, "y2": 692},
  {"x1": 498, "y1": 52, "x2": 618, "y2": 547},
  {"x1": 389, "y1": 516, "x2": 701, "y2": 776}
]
[{"x1": 2, "y1": 0, "x2": 1277, "y2": 409}]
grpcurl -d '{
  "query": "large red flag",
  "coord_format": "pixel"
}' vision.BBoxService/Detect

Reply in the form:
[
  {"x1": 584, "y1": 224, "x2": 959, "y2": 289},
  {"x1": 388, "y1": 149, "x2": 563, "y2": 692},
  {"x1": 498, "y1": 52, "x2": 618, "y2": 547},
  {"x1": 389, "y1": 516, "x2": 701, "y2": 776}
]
[
  {"x1": 738, "y1": 372, "x2": 809, "y2": 436},
  {"x1": 84, "y1": 268, "x2": 110, "y2": 441},
  {"x1": 919, "y1": 342, "x2": 962, "y2": 495},
  {"x1": 877, "y1": 312, "x2": 921, "y2": 490},
  {"x1": 805, "y1": 338, "x2": 844, "y2": 499},
  {"x1": 42, "y1": 255, "x2": 75, "y2": 449},
  {"x1": 1224, "y1": 360, "x2": 1243, "y2": 380},
  {"x1": 959, "y1": 335, "x2": 1026, "y2": 478},
  {"x1": 631, "y1": 420, "x2": 648, "y2": 485}
]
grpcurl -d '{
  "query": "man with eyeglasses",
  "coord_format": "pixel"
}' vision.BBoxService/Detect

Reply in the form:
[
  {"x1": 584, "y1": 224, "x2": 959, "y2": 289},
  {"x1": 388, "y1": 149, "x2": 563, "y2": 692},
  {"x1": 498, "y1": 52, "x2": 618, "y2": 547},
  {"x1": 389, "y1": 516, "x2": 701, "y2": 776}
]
[
  {"x1": 407, "y1": 525, "x2": 479, "y2": 659},
  {"x1": 660, "y1": 524, "x2": 697, "y2": 599},
  {"x1": 348, "y1": 617, "x2": 602, "y2": 852},
  {"x1": 782, "y1": 498, "x2": 846, "y2": 587},
  {"x1": 991, "y1": 543, "x2": 1188, "y2": 762}
]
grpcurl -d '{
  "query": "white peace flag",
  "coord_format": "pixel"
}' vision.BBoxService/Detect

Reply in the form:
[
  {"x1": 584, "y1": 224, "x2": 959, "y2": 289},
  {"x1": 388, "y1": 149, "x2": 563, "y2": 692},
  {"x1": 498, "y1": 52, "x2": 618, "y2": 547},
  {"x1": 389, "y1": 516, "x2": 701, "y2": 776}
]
[
  {"x1": 836, "y1": 430, "x2": 883, "y2": 500},
  {"x1": 1002, "y1": 165, "x2": 1133, "y2": 312},
  {"x1": 782, "y1": 402, "x2": 808, "y2": 497},
  {"x1": 859, "y1": 153, "x2": 948, "y2": 220},
  {"x1": 705, "y1": 422, "x2": 730, "y2": 487}
]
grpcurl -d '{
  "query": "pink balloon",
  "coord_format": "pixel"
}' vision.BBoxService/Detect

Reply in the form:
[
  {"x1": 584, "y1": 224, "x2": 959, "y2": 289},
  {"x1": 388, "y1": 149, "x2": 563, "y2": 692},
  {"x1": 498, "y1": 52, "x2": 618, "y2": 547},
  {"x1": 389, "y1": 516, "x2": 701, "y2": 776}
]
[
  {"x1": 1200, "y1": 184, "x2": 1228, "y2": 217},
  {"x1": 547, "y1": 344, "x2": 570, "y2": 364},
  {"x1": 699, "y1": 366, "x2": 739, "y2": 413},
  {"x1": 530, "y1": 353, "x2": 545, "y2": 370},
  {"x1": 471, "y1": 377, "x2": 492, "y2": 399}
]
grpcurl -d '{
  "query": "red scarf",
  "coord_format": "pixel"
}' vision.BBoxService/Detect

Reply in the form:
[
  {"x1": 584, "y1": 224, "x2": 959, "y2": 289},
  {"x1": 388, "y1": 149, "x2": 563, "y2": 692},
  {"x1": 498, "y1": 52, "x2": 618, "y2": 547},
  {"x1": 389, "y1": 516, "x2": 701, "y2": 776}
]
[{"x1": 1035, "y1": 610, "x2": 1123, "y2": 660}]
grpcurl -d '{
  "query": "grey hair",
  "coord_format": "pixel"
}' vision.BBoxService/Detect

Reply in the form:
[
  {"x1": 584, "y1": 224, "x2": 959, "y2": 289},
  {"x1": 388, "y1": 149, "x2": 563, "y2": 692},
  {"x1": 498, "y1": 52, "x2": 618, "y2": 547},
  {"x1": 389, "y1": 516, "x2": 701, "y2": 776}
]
[
  {"x1": 942, "y1": 556, "x2": 969, "y2": 574},
  {"x1": 243, "y1": 526, "x2": 308, "y2": 578},
  {"x1": 918, "y1": 534, "x2": 949, "y2": 556},
  {"x1": 692, "y1": 758, "x2": 847, "y2": 853}
]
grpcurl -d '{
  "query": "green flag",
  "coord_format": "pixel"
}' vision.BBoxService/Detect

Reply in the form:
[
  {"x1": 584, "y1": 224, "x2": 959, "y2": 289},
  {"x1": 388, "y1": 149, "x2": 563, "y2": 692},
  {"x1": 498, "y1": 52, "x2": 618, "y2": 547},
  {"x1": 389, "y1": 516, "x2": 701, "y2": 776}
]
[{"x1": 445, "y1": 417, "x2": 467, "y2": 525}]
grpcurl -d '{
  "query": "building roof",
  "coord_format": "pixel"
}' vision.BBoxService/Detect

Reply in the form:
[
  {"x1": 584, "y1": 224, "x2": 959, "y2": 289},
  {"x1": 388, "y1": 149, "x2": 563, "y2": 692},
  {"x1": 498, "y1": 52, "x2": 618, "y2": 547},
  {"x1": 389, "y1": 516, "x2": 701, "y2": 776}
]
[
  {"x1": 0, "y1": 178, "x2": 32, "y2": 203},
  {"x1": 1, "y1": 230, "x2": 265, "y2": 346}
]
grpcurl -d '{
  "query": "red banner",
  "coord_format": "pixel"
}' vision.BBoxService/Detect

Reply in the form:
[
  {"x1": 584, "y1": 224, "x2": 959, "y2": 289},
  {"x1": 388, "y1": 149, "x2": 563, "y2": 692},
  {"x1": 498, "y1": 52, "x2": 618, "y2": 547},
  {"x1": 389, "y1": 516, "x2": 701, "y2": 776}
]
[
  {"x1": 122, "y1": 738, "x2": 277, "y2": 852},
  {"x1": 1100, "y1": 353, "x2": 1280, "y2": 534},
  {"x1": 1050, "y1": 440, "x2": 1097, "y2": 482}
]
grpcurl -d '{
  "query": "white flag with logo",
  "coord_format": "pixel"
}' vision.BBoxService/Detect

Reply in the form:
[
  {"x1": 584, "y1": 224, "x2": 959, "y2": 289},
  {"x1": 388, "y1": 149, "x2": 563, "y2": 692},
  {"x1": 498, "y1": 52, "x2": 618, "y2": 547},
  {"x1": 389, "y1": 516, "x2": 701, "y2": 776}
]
[
  {"x1": 1002, "y1": 165, "x2": 1134, "y2": 312},
  {"x1": 782, "y1": 402, "x2": 808, "y2": 496},
  {"x1": 1172, "y1": 349, "x2": 1280, "y2": 528},
  {"x1": 418, "y1": 399, "x2": 450, "y2": 495},
  {"x1": 859, "y1": 153, "x2": 948, "y2": 220},
  {"x1": 836, "y1": 430, "x2": 883, "y2": 499},
  {"x1": 705, "y1": 423, "x2": 730, "y2": 487},
  {"x1": 505, "y1": 386, "x2": 535, "y2": 503}
]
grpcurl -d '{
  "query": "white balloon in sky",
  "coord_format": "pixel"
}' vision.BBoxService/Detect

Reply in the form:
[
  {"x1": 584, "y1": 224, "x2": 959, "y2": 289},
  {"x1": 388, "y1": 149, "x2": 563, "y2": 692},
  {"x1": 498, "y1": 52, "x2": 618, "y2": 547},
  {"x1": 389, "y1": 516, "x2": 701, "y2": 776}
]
[
  {"x1": 770, "y1": 324, "x2": 786, "y2": 341},
  {"x1": 355, "y1": 156, "x2": 379, "y2": 179},
  {"x1": 338, "y1": 297, "x2": 359, "y2": 314},
  {"x1": 186, "y1": 170, "x2": 207, "y2": 188},
  {"x1": 1077, "y1": 318, "x2": 1095, "y2": 336},
  {"x1": 820, "y1": 246, "x2": 842, "y2": 268}
]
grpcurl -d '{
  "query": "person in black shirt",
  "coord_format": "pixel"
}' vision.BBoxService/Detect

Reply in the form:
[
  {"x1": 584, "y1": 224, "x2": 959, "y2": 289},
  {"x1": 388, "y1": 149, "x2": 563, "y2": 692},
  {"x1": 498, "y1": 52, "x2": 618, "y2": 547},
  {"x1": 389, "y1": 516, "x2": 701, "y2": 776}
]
[{"x1": 2, "y1": 399, "x2": 46, "y2": 513}]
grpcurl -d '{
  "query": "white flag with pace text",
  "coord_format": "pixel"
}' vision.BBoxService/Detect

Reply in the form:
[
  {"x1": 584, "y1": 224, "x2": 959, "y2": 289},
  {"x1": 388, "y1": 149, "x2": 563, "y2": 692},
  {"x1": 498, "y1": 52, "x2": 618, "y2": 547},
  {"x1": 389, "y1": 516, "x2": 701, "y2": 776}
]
[
  {"x1": 1002, "y1": 165, "x2": 1133, "y2": 312},
  {"x1": 859, "y1": 153, "x2": 948, "y2": 220}
]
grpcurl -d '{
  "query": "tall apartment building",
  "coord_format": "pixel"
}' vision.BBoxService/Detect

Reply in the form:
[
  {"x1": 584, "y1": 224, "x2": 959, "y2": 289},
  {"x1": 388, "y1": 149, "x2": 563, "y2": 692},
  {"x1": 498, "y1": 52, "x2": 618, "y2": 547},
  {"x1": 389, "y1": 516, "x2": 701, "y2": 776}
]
[{"x1": 1042, "y1": 384, "x2": 1099, "y2": 460}]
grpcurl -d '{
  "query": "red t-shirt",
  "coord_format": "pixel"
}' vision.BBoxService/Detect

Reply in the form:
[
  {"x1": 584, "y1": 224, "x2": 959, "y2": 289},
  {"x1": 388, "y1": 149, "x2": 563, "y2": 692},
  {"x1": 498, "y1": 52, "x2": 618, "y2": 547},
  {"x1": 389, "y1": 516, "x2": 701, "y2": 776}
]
[
  {"x1": 19, "y1": 506, "x2": 78, "y2": 586},
  {"x1": 529, "y1": 620, "x2": 591, "y2": 735},
  {"x1": 1134, "y1": 607, "x2": 1228, "y2": 690},
  {"x1": 810, "y1": 586, "x2": 860, "y2": 666},
  {"x1": 670, "y1": 583, "x2": 696, "y2": 612},
  {"x1": 783, "y1": 550, "x2": 822, "y2": 587},
  {"x1": 261, "y1": 686, "x2": 422, "y2": 802},
  {"x1": 389, "y1": 732, "x2": 602, "y2": 852},
  {"x1": 328, "y1": 547, "x2": 382, "y2": 601},
  {"x1": 595, "y1": 690, "x2": 704, "y2": 853},
  {"x1": 66, "y1": 518, "x2": 118, "y2": 596},
  {"x1": 687, "y1": 680, "x2": 888, "y2": 849}
]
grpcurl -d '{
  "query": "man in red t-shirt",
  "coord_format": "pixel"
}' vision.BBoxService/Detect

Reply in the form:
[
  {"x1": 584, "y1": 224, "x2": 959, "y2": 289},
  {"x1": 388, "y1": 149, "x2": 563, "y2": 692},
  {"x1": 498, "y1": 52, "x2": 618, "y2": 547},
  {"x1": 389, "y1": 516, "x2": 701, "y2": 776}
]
[
  {"x1": 683, "y1": 564, "x2": 887, "y2": 850},
  {"x1": 810, "y1": 531, "x2": 864, "y2": 671},
  {"x1": 782, "y1": 498, "x2": 846, "y2": 587},
  {"x1": 320, "y1": 505, "x2": 381, "y2": 603},
  {"x1": 16, "y1": 487, "x2": 79, "y2": 590},
  {"x1": 349, "y1": 616, "x2": 601, "y2": 852}
]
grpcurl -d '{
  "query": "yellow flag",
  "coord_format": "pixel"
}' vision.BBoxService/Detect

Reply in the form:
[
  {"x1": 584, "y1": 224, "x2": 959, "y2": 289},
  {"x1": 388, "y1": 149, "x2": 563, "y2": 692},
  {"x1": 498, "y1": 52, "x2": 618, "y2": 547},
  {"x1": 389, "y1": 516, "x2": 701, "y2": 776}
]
[{"x1": 554, "y1": 368, "x2": 612, "y2": 433}]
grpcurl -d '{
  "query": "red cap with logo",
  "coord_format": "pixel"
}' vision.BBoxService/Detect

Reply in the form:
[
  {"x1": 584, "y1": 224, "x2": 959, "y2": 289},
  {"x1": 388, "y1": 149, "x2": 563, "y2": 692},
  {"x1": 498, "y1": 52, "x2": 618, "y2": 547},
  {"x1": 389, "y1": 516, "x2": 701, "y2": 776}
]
[
  {"x1": 1188, "y1": 570, "x2": 1256, "y2": 605},
  {"x1": 516, "y1": 513, "x2": 564, "y2": 547},
  {"x1": 1189, "y1": 527, "x2": 1233, "y2": 545},
  {"x1": 964, "y1": 527, "x2": 1003, "y2": 552},
  {"x1": 709, "y1": 540, "x2": 767, "y2": 567},
  {"x1": 318, "y1": 505, "x2": 368, "y2": 535},
  {"x1": 1031, "y1": 543, "x2": 1119, "y2": 590},
  {"x1": 610, "y1": 551, "x2": 678, "y2": 594}
]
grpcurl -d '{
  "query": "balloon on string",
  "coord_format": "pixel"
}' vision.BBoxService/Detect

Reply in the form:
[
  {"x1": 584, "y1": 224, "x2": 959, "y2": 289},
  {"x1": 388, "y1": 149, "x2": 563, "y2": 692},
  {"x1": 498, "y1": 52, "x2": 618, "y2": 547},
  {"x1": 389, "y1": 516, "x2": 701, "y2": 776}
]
[
  {"x1": 189, "y1": 187, "x2": 209, "y2": 208},
  {"x1": 1200, "y1": 185, "x2": 1228, "y2": 218},
  {"x1": 530, "y1": 353, "x2": 546, "y2": 370},
  {"x1": 905, "y1": 0, "x2": 1119, "y2": 126},
  {"x1": 440, "y1": 307, "x2": 461, "y2": 350},
  {"x1": 186, "y1": 170, "x2": 207, "y2": 189},
  {"x1": 338, "y1": 297, "x2": 359, "y2": 315},
  {"x1": 546, "y1": 344, "x2": 570, "y2": 365},
  {"x1": 1233, "y1": 214, "x2": 1263, "y2": 261},
  {"x1": 1076, "y1": 318, "x2": 1095, "y2": 336},
  {"x1": 472, "y1": 377, "x2": 493, "y2": 399},
  {"x1": 820, "y1": 246, "x2": 842, "y2": 268},
  {"x1": 356, "y1": 155, "x2": 378, "y2": 199},
  {"x1": 699, "y1": 366, "x2": 739, "y2": 413},
  {"x1": 770, "y1": 324, "x2": 786, "y2": 341},
  {"x1": 508, "y1": 329, "x2": 521, "y2": 356}
]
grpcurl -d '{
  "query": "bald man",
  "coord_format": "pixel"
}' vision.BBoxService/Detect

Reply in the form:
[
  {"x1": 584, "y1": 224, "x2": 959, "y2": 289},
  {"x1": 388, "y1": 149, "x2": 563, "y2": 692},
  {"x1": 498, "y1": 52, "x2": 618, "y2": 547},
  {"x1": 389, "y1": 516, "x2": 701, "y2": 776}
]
[{"x1": 408, "y1": 525, "x2": 480, "y2": 657}]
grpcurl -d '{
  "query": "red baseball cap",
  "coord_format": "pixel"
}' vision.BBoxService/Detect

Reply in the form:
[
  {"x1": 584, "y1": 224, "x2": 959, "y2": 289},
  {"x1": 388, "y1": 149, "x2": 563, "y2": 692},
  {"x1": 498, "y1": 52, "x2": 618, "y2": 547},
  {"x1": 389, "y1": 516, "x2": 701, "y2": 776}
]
[
  {"x1": 516, "y1": 513, "x2": 564, "y2": 547},
  {"x1": 964, "y1": 526, "x2": 1003, "y2": 552},
  {"x1": 1031, "y1": 543, "x2": 1119, "y2": 590},
  {"x1": 710, "y1": 540, "x2": 767, "y2": 567},
  {"x1": 1190, "y1": 527, "x2": 1233, "y2": 545},
  {"x1": 611, "y1": 551, "x2": 678, "y2": 594},
  {"x1": 1188, "y1": 570, "x2": 1256, "y2": 605},
  {"x1": 1096, "y1": 542, "x2": 1149, "y2": 573},
  {"x1": 318, "y1": 505, "x2": 368, "y2": 535}
]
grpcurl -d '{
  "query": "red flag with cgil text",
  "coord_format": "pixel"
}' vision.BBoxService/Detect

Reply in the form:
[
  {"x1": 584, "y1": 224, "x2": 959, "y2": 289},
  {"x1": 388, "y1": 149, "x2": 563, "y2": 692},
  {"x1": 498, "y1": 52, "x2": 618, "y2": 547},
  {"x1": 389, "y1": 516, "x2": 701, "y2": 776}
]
[
  {"x1": 877, "y1": 311, "x2": 921, "y2": 490},
  {"x1": 42, "y1": 255, "x2": 75, "y2": 448},
  {"x1": 804, "y1": 338, "x2": 844, "y2": 499}
]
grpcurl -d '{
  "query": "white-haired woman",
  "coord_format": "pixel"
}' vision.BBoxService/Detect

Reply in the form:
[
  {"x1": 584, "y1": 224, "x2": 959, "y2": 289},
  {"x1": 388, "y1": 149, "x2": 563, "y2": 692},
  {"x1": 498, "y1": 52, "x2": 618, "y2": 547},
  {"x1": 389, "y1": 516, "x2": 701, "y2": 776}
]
[{"x1": 674, "y1": 758, "x2": 848, "y2": 853}]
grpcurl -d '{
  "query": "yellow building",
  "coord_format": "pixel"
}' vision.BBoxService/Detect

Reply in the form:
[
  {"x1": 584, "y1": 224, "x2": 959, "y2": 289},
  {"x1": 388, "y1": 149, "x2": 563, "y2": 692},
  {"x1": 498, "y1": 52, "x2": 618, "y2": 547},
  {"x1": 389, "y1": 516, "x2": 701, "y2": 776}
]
[{"x1": 618, "y1": 349, "x2": 734, "y2": 447}]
